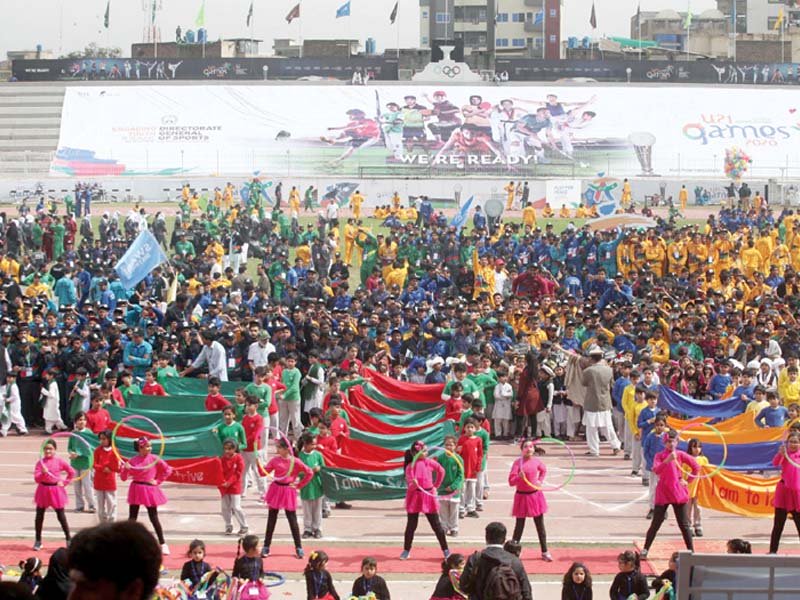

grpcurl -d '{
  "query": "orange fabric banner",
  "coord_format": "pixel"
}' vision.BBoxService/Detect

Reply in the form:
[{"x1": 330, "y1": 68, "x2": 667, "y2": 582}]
[
  {"x1": 668, "y1": 413, "x2": 787, "y2": 444},
  {"x1": 695, "y1": 465, "x2": 779, "y2": 518}
]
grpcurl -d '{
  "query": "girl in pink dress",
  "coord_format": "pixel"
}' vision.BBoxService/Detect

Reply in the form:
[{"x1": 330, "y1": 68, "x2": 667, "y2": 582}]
[
  {"x1": 119, "y1": 437, "x2": 174, "y2": 555},
  {"x1": 508, "y1": 439, "x2": 552, "y2": 561},
  {"x1": 641, "y1": 429, "x2": 699, "y2": 558},
  {"x1": 33, "y1": 439, "x2": 75, "y2": 551},
  {"x1": 260, "y1": 438, "x2": 313, "y2": 560},
  {"x1": 769, "y1": 431, "x2": 800, "y2": 553},
  {"x1": 400, "y1": 440, "x2": 449, "y2": 560}
]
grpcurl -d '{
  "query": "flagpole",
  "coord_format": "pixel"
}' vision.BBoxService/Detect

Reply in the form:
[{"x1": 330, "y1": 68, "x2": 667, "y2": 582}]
[
  {"x1": 731, "y1": 0, "x2": 737, "y2": 61},
  {"x1": 299, "y1": 0, "x2": 303, "y2": 58},
  {"x1": 685, "y1": 2, "x2": 690, "y2": 61},
  {"x1": 638, "y1": 6, "x2": 642, "y2": 61},
  {"x1": 396, "y1": 2, "x2": 400, "y2": 62},
  {"x1": 542, "y1": 8, "x2": 546, "y2": 59},
  {"x1": 782, "y1": 17, "x2": 786, "y2": 64}
]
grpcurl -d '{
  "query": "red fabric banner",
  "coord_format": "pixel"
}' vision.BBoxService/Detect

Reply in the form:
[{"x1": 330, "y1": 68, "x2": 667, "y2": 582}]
[
  {"x1": 362, "y1": 370, "x2": 445, "y2": 403},
  {"x1": 348, "y1": 387, "x2": 413, "y2": 414},
  {"x1": 347, "y1": 404, "x2": 446, "y2": 434},
  {"x1": 338, "y1": 436, "x2": 403, "y2": 462},
  {"x1": 320, "y1": 448, "x2": 400, "y2": 471},
  {"x1": 166, "y1": 457, "x2": 223, "y2": 487}
]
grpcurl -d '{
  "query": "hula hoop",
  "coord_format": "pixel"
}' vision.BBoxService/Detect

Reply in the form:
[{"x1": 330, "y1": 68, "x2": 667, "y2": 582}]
[
  {"x1": 255, "y1": 426, "x2": 296, "y2": 483},
  {"x1": 677, "y1": 421, "x2": 727, "y2": 480},
  {"x1": 781, "y1": 418, "x2": 800, "y2": 470},
  {"x1": 40, "y1": 432, "x2": 94, "y2": 484},
  {"x1": 111, "y1": 414, "x2": 166, "y2": 470},
  {"x1": 515, "y1": 437, "x2": 576, "y2": 492},
  {"x1": 263, "y1": 571, "x2": 286, "y2": 588},
  {"x1": 411, "y1": 446, "x2": 465, "y2": 500}
]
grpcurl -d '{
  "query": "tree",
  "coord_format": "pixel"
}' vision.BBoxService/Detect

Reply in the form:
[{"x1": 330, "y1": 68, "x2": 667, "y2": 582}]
[{"x1": 61, "y1": 43, "x2": 122, "y2": 59}]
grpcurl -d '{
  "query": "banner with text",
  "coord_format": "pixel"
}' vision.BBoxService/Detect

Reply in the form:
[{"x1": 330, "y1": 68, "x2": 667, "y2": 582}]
[{"x1": 53, "y1": 84, "x2": 800, "y2": 179}]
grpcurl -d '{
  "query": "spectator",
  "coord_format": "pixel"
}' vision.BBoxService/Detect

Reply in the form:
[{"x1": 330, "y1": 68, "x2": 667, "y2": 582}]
[{"x1": 459, "y1": 521, "x2": 532, "y2": 600}]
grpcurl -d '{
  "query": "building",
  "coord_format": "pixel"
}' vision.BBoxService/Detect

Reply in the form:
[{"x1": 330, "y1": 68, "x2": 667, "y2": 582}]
[
  {"x1": 272, "y1": 39, "x2": 360, "y2": 59},
  {"x1": 418, "y1": 0, "x2": 560, "y2": 68},
  {"x1": 634, "y1": 3, "x2": 796, "y2": 61},
  {"x1": 131, "y1": 39, "x2": 261, "y2": 59},
  {"x1": 717, "y1": 0, "x2": 789, "y2": 35}
]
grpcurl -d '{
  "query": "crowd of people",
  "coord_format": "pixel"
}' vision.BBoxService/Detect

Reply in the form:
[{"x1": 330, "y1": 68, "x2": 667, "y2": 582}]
[{"x1": 2, "y1": 178, "x2": 800, "y2": 599}]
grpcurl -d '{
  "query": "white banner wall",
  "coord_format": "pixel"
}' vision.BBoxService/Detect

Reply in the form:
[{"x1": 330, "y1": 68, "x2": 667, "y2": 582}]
[{"x1": 51, "y1": 84, "x2": 800, "y2": 179}]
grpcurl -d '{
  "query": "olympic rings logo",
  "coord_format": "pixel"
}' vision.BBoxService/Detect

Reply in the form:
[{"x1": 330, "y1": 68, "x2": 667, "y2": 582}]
[{"x1": 434, "y1": 65, "x2": 461, "y2": 78}]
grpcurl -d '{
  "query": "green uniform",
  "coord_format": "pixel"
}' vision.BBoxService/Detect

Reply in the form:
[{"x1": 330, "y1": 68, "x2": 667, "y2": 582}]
[
  {"x1": 298, "y1": 450, "x2": 325, "y2": 501},
  {"x1": 118, "y1": 384, "x2": 141, "y2": 404},
  {"x1": 281, "y1": 368, "x2": 301, "y2": 402},
  {"x1": 68, "y1": 429, "x2": 91, "y2": 471},
  {"x1": 356, "y1": 232, "x2": 379, "y2": 285},
  {"x1": 436, "y1": 452, "x2": 464, "y2": 498},
  {"x1": 268, "y1": 262, "x2": 287, "y2": 300},
  {"x1": 443, "y1": 377, "x2": 480, "y2": 399},
  {"x1": 476, "y1": 428, "x2": 490, "y2": 472},
  {"x1": 51, "y1": 223, "x2": 66, "y2": 260},
  {"x1": 156, "y1": 366, "x2": 180, "y2": 386},
  {"x1": 244, "y1": 382, "x2": 272, "y2": 417},
  {"x1": 216, "y1": 421, "x2": 247, "y2": 449},
  {"x1": 175, "y1": 240, "x2": 196, "y2": 258}
]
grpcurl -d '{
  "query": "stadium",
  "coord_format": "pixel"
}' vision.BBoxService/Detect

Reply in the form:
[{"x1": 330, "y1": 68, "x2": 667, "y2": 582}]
[{"x1": 2, "y1": 1, "x2": 800, "y2": 598}]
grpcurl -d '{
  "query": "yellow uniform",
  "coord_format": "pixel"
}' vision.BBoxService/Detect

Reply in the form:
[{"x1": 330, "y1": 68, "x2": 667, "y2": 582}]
[
  {"x1": 621, "y1": 181, "x2": 632, "y2": 208},
  {"x1": 627, "y1": 399, "x2": 647, "y2": 437},
  {"x1": 504, "y1": 183, "x2": 515, "y2": 210},
  {"x1": 472, "y1": 248, "x2": 495, "y2": 301},
  {"x1": 344, "y1": 223, "x2": 358, "y2": 264},
  {"x1": 350, "y1": 192, "x2": 364, "y2": 219},
  {"x1": 559, "y1": 205, "x2": 571, "y2": 218},
  {"x1": 522, "y1": 205, "x2": 537, "y2": 228},
  {"x1": 666, "y1": 240, "x2": 687, "y2": 275},
  {"x1": 542, "y1": 204, "x2": 554, "y2": 218},
  {"x1": 679, "y1": 187, "x2": 688, "y2": 211},
  {"x1": 740, "y1": 246, "x2": 763, "y2": 278},
  {"x1": 686, "y1": 240, "x2": 709, "y2": 274},
  {"x1": 25, "y1": 282, "x2": 51, "y2": 299}
]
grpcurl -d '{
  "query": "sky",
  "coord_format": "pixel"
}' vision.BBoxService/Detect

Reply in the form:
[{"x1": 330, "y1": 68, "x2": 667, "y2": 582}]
[{"x1": 2, "y1": 0, "x2": 718, "y2": 59}]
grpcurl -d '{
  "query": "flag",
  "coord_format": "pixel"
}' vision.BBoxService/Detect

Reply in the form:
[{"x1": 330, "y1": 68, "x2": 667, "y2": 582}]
[
  {"x1": 684, "y1": 8, "x2": 692, "y2": 29},
  {"x1": 246, "y1": 0, "x2": 254, "y2": 26},
  {"x1": 636, "y1": 2, "x2": 641, "y2": 28},
  {"x1": 104, "y1": 0, "x2": 110, "y2": 28},
  {"x1": 389, "y1": 1, "x2": 398, "y2": 24},
  {"x1": 114, "y1": 230, "x2": 168, "y2": 291},
  {"x1": 336, "y1": 0, "x2": 350, "y2": 18},
  {"x1": 589, "y1": 2, "x2": 597, "y2": 28},
  {"x1": 286, "y1": 2, "x2": 300, "y2": 23},
  {"x1": 151, "y1": 0, "x2": 157, "y2": 24},
  {"x1": 450, "y1": 196, "x2": 474, "y2": 232},
  {"x1": 195, "y1": 0, "x2": 205, "y2": 27},
  {"x1": 534, "y1": 11, "x2": 543, "y2": 26},
  {"x1": 775, "y1": 7, "x2": 784, "y2": 31}
]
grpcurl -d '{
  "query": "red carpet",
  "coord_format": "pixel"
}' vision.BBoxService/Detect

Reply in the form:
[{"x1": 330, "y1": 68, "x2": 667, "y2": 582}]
[{"x1": 0, "y1": 542, "x2": 650, "y2": 575}]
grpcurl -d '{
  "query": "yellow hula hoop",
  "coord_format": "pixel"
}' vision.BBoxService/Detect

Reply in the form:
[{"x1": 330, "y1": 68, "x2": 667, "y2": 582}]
[{"x1": 111, "y1": 414, "x2": 166, "y2": 470}]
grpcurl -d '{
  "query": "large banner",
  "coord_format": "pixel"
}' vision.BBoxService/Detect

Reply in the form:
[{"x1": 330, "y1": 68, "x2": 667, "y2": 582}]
[
  {"x1": 12, "y1": 57, "x2": 396, "y2": 82},
  {"x1": 52, "y1": 84, "x2": 800, "y2": 178},
  {"x1": 496, "y1": 58, "x2": 800, "y2": 86}
]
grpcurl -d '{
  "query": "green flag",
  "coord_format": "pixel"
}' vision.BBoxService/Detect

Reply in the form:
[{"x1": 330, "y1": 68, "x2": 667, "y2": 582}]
[
  {"x1": 195, "y1": 0, "x2": 205, "y2": 27},
  {"x1": 684, "y1": 8, "x2": 692, "y2": 29},
  {"x1": 103, "y1": 0, "x2": 110, "y2": 28},
  {"x1": 151, "y1": 0, "x2": 157, "y2": 24}
]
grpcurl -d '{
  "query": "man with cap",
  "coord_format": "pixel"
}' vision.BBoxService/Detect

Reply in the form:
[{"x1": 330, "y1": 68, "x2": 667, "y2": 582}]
[
  {"x1": 248, "y1": 330, "x2": 276, "y2": 378},
  {"x1": 578, "y1": 345, "x2": 622, "y2": 457}
]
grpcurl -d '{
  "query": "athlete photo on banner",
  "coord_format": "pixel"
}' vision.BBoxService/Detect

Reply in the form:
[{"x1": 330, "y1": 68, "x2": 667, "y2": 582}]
[{"x1": 52, "y1": 84, "x2": 800, "y2": 178}]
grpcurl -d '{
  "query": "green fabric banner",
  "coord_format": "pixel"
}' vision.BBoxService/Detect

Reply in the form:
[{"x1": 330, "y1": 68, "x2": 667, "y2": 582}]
[
  {"x1": 107, "y1": 405, "x2": 222, "y2": 433},
  {"x1": 78, "y1": 426, "x2": 223, "y2": 459},
  {"x1": 361, "y1": 383, "x2": 443, "y2": 411},
  {"x1": 126, "y1": 394, "x2": 207, "y2": 413},
  {"x1": 162, "y1": 378, "x2": 241, "y2": 397},
  {"x1": 319, "y1": 467, "x2": 406, "y2": 502},
  {"x1": 361, "y1": 405, "x2": 445, "y2": 427},
  {"x1": 349, "y1": 420, "x2": 454, "y2": 450}
]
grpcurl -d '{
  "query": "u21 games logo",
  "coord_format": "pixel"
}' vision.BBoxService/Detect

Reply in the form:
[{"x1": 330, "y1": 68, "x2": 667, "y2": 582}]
[
  {"x1": 583, "y1": 173, "x2": 620, "y2": 217},
  {"x1": 682, "y1": 114, "x2": 794, "y2": 146}
]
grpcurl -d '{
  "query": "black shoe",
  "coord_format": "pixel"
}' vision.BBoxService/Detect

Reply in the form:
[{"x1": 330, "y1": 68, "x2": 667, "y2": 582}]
[
  {"x1": 302, "y1": 531, "x2": 313, "y2": 539},
  {"x1": 261, "y1": 545, "x2": 270, "y2": 558},
  {"x1": 466, "y1": 511, "x2": 480, "y2": 518},
  {"x1": 335, "y1": 502, "x2": 352, "y2": 509},
  {"x1": 313, "y1": 530, "x2": 322, "y2": 539},
  {"x1": 33, "y1": 540, "x2": 42, "y2": 551}
]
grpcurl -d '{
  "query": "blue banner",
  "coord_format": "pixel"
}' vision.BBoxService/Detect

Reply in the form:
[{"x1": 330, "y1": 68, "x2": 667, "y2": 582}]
[
  {"x1": 450, "y1": 195, "x2": 474, "y2": 232},
  {"x1": 658, "y1": 386, "x2": 745, "y2": 419},
  {"x1": 678, "y1": 439, "x2": 780, "y2": 471},
  {"x1": 114, "y1": 230, "x2": 167, "y2": 290}
]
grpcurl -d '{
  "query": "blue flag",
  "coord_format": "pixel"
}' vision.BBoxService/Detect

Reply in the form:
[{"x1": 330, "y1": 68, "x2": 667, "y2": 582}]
[
  {"x1": 336, "y1": 0, "x2": 350, "y2": 18},
  {"x1": 534, "y1": 11, "x2": 543, "y2": 25},
  {"x1": 450, "y1": 195, "x2": 474, "y2": 232},
  {"x1": 114, "y1": 230, "x2": 168, "y2": 290}
]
